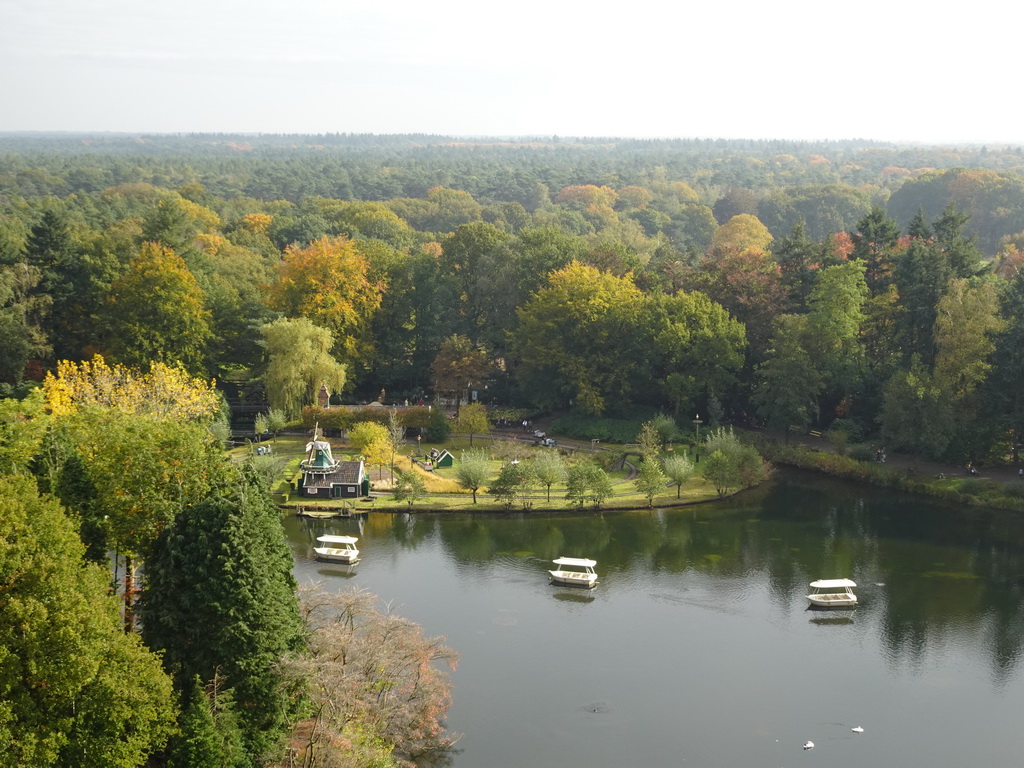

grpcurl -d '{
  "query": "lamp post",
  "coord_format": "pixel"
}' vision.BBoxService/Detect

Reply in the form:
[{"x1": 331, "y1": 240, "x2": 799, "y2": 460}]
[{"x1": 692, "y1": 413, "x2": 703, "y2": 445}]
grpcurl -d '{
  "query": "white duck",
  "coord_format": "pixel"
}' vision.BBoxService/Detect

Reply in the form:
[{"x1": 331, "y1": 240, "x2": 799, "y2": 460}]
[{"x1": 851, "y1": 726, "x2": 864, "y2": 733}]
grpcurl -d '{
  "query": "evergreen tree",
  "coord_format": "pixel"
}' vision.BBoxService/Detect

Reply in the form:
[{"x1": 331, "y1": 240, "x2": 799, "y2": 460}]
[
  {"x1": 168, "y1": 676, "x2": 246, "y2": 768},
  {"x1": 23, "y1": 207, "x2": 106, "y2": 361},
  {"x1": 893, "y1": 233, "x2": 950, "y2": 365},
  {"x1": 907, "y1": 207, "x2": 932, "y2": 239},
  {"x1": 141, "y1": 465, "x2": 305, "y2": 765},
  {"x1": 772, "y1": 219, "x2": 819, "y2": 311},
  {"x1": 24, "y1": 208, "x2": 76, "y2": 293},
  {"x1": 141, "y1": 198, "x2": 202, "y2": 256},
  {"x1": 169, "y1": 677, "x2": 224, "y2": 768},
  {"x1": 851, "y1": 206, "x2": 901, "y2": 293},
  {"x1": 934, "y1": 203, "x2": 985, "y2": 279}
]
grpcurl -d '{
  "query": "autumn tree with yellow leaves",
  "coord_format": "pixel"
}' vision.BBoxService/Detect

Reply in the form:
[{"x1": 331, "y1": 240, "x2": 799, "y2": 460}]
[
  {"x1": 41, "y1": 355, "x2": 226, "y2": 629},
  {"x1": 43, "y1": 354, "x2": 221, "y2": 421},
  {"x1": 265, "y1": 235, "x2": 383, "y2": 365}
]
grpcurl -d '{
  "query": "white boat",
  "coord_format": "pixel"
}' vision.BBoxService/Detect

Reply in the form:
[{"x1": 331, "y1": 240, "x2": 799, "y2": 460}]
[
  {"x1": 807, "y1": 578, "x2": 857, "y2": 608},
  {"x1": 314, "y1": 535, "x2": 360, "y2": 564},
  {"x1": 549, "y1": 557, "x2": 598, "y2": 588}
]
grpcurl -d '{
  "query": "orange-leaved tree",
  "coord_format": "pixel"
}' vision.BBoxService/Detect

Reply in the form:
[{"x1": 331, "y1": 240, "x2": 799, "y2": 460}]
[{"x1": 265, "y1": 235, "x2": 383, "y2": 364}]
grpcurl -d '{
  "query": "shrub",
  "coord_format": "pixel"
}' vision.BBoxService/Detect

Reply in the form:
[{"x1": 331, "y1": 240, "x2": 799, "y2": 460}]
[
  {"x1": 488, "y1": 439, "x2": 531, "y2": 463},
  {"x1": 302, "y1": 405, "x2": 434, "y2": 432},
  {"x1": 287, "y1": 587, "x2": 458, "y2": 766},
  {"x1": 423, "y1": 407, "x2": 452, "y2": 443},
  {"x1": 957, "y1": 478, "x2": 991, "y2": 498},
  {"x1": 1000, "y1": 482, "x2": 1024, "y2": 499},
  {"x1": 825, "y1": 429, "x2": 849, "y2": 457},
  {"x1": 825, "y1": 418, "x2": 864, "y2": 442},
  {"x1": 699, "y1": 429, "x2": 766, "y2": 496},
  {"x1": 549, "y1": 413, "x2": 646, "y2": 444},
  {"x1": 847, "y1": 443, "x2": 876, "y2": 463},
  {"x1": 650, "y1": 414, "x2": 681, "y2": 443}
]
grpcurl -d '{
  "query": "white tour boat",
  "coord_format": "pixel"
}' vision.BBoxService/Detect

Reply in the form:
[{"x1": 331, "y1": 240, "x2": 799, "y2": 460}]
[
  {"x1": 314, "y1": 535, "x2": 360, "y2": 564},
  {"x1": 549, "y1": 557, "x2": 599, "y2": 588},
  {"x1": 806, "y1": 578, "x2": 857, "y2": 608}
]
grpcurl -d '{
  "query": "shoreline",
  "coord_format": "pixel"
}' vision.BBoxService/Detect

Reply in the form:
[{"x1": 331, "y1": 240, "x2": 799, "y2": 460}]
[{"x1": 759, "y1": 439, "x2": 1024, "y2": 512}]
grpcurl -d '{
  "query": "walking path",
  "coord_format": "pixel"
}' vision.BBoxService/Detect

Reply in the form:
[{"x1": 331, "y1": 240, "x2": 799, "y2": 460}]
[{"x1": 779, "y1": 430, "x2": 1023, "y2": 484}]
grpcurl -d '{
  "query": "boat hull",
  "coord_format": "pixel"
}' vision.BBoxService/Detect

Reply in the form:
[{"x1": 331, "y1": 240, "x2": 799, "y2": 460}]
[
  {"x1": 549, "y1": 570, "x2": 598, "y2": 588},
  {"x1": 315, "y1": 547, "x2": 359, "y2": 564},
  {"x1": 806, "y1": 594, "x2": 857, "y2": 608}
]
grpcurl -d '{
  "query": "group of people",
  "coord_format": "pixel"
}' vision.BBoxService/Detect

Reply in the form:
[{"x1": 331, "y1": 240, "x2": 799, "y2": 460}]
[{"x1": 492, "y1": 417, "x2": 532, "y2": 430}]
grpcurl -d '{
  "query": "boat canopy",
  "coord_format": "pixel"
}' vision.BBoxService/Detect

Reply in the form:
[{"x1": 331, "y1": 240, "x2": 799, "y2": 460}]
[
  {"x1": 809, "y1": 578, "x2": 856, "y2": 588},
  {"x1": 553, "y1": 557, "x2": 597, "y2": 568},
  {"x1": 317, "y1": 535, "x2": 359, "y2": 545}
]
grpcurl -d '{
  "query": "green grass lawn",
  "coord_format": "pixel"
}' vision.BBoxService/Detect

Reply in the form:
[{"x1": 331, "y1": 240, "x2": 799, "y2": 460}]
[{"x1": 249, "y1": 433, "x2": 728, "y2": 513}]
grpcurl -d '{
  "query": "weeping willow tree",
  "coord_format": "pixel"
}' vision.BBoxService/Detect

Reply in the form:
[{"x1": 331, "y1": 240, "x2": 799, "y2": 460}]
[{"x1": 261, "y1": 317, "x2": 347, "y2": 419}]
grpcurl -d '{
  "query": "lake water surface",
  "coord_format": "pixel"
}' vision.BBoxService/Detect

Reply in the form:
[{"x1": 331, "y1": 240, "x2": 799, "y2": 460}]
[{"x1": 284, "y1": 470, "x2": 1024, "y2": 767}]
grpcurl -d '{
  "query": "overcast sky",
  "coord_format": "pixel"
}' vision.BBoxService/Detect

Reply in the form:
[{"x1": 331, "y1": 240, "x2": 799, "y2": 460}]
[{"x1": 1, "y1": 0, "x2": 1019, "y2": 143}]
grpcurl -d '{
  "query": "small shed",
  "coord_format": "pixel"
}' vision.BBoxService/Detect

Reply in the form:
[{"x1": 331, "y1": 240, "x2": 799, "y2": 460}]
[{"x1": 433, "y1": 449, "x2": 455, "y2": 468}]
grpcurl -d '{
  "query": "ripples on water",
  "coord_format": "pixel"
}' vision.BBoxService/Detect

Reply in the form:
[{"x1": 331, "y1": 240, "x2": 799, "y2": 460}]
[{"x1": 286, "y1": 475, "x2": 1024, "y2": 768}]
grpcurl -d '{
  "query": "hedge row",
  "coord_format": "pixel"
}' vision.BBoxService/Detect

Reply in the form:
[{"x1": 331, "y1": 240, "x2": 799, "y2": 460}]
[
  {"x1": 548, "y1": 414, "x2": 648, "y2": 444},
  {"x1": 301, "y1": 405, "x2": 434, "y2": 431}
]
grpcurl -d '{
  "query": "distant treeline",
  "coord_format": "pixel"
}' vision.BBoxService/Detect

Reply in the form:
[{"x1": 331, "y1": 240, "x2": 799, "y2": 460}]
[{"x1": 2, "y1": 133, "x2": 1024, "y2": 247}]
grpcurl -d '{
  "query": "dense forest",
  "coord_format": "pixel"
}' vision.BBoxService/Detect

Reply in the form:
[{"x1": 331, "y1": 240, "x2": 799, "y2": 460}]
[{"x1": 3, "y1": 133, "x2": 1024, "y2": 463}]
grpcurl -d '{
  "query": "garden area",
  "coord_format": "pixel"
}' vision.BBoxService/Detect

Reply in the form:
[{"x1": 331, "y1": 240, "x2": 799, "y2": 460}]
[{"x1": 241, "y1": 413, "x2": 766, "y2": 514}]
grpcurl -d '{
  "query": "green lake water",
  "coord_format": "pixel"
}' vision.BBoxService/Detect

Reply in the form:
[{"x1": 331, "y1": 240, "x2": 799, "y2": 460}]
[{"x1": 285, "y1": 469, "x2": 1024, "y2": 767}]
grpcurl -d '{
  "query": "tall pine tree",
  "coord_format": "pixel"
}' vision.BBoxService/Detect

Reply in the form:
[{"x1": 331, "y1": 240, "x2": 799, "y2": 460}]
[{"x1": 141, "y1": 464, "x2": 305, "y2": 766}]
